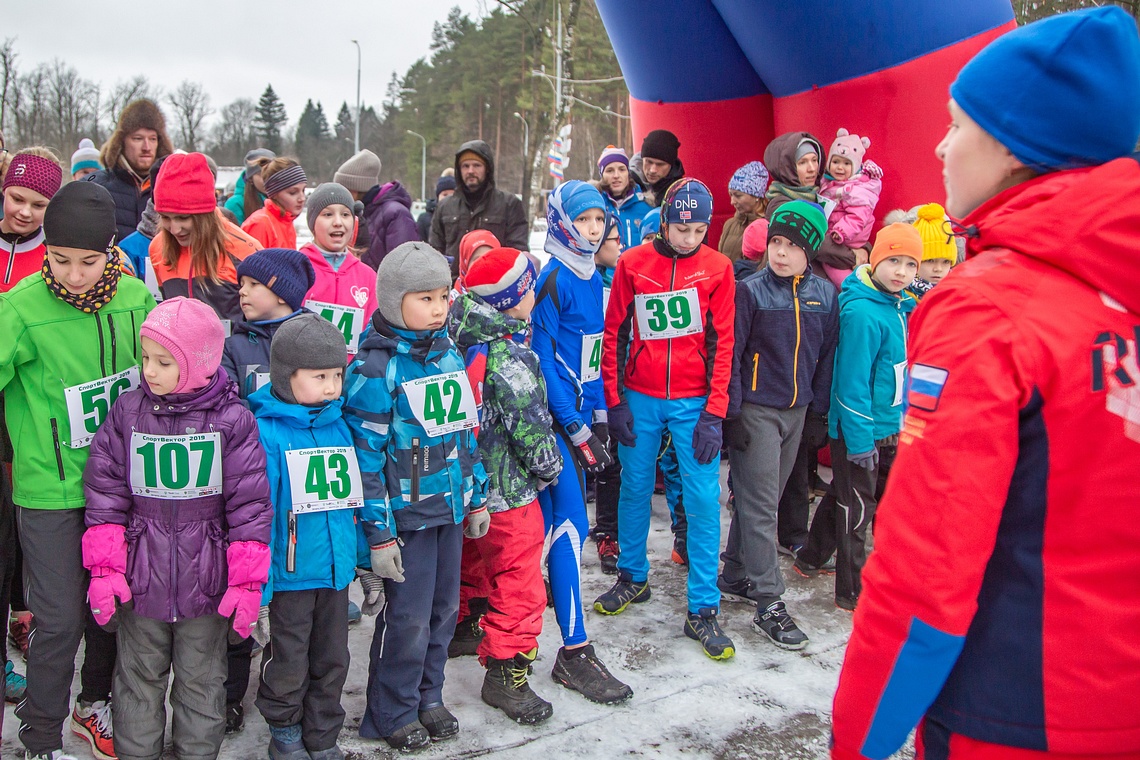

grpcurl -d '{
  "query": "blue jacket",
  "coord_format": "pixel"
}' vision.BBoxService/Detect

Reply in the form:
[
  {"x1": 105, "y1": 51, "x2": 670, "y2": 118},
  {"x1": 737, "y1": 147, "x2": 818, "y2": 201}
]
[
  {"x1": 601, "y1": 186, "x2": 652, "y2": 251},
  {"x1": 119, "y1": 230, "x2": 163, "y2": 302},
  {"x1": 251, "y1": 388, "x2": 378, "y2": 597},
  {"x1": 221, "y1": 311, "x2": 304, "y2": 400},
  {"x1": 344, "y1": 314, "x2": 487, "y2": 543},
  {"x1": 729, "y1": 265, "x2": 838, "y2": 418},
  {"x1": 830, "y1": 265, "x2": 916, "y2": 455},
  {"x1": 532, "y1": 257, "x2": 607, "y2": 431}
]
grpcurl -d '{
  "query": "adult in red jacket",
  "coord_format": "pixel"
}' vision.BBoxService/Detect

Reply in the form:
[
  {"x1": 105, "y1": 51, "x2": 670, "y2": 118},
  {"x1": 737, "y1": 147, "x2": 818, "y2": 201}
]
[{"x1": 830, "y1": 8, "x2": 1140, "y2": 759}]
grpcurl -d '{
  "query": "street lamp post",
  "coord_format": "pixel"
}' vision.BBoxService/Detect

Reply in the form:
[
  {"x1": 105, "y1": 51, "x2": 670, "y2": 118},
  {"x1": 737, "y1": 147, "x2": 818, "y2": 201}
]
[
  {"x1": 407, "y1": 130, "x2": 426, "y2": 202},
  {"x1": 513, "y1": 111, "x2": 528, "y2": 196},
  {"x1": 352, "y1": 40, "x2": 361, "y2": 154}
]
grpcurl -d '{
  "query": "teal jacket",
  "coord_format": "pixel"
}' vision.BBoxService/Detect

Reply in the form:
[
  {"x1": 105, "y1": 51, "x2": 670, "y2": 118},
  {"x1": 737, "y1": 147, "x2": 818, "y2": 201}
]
[
  {"x1": 829, "y1": 265, "x2": 915, "y2": 456},
  {"x1": 224, "y1": 174, "x2": 265, "y2": 226}
]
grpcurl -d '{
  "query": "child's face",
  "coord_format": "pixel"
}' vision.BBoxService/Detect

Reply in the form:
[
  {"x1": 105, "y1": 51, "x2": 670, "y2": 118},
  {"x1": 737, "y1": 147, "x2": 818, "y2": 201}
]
[
  {"x1": 290, "y1": 367, "x2": 344, "y2": 405},
  {"x1": 72, "y1": 167, "x2": 98, "y2": 181},
  {"x1": 140, "y1": 336, "x2": 180, "y2": 395},
  {"x1": 936, "y1": 99, "x2": 1024, "y2": 219},
  {"x1": 728, "y1": 190, "x2": 761, "y2": 216},
  {"x1": 601, "y1": 163, "x2": 630, "y2": 196},
  {"x1": 273, "y1": 183, "x2": 307, "y2": 216},
  {"x1": 828, "y1": 155, "x2": 854, "y2": 181},
  {"x1": 796, "y1": 152, "x2": 819, "y2": 186},
  {"x1": 595, "y1": 229, "x2": 621, "y2": 268},
  {"x1": 47, "y1": 246, "x2": 106, "y2": 295},
  {"x1": 401, "y1": 287, "x2": 450, "y2": 331},
  {"x1": 469, "y1": 245, "x2": 493, "y2": 269},
  {"x1": 872, "y1": 256, "x2": 919, "y2": 293},
  {"x1": 160, "y1": 214, "x2": 194, "y2": 248},
  {"x1": 313, "y1": 204, "x2": 354, "y2": 252},
  {"x1": 1, "y1": 187, "x2": 50, "y2": 236},
  {"x1": 505, "y1": 289, "x2": 536, "y2": 322},
  {"x1": 766, "y1": 235, "x2": 809, "y2": 278},
  {"x1": 239, "y1": 275, "x2": 292, "y2": 322},
  {"x1": 573, "y1": 208, "x2": 606, "y2": 245},
  {"x1": 666, "y1": 222, "x2": 707, "y2": 255},
  {"x1": 918, "y1": 258, "x2": 953, "y2": 285}
]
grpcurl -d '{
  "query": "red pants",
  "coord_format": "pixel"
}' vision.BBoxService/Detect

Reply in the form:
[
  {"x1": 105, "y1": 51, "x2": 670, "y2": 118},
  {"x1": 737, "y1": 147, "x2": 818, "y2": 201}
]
[
  {"x1": 468, "y1": 501, "x2": 546, "y2": 662},
  {"x1": 916, "y1": 720, "x2": 1140, "y2": 760}
]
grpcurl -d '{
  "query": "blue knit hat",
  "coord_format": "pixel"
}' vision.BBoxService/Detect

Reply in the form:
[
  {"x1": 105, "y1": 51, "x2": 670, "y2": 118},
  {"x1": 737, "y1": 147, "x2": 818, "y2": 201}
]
[
  {"x1": 641, "y1": 207, "x2": 661, "y2": 241},
  {"x1": 435, "y1": 174, "x2": 457, "y2": 197},
  {"x1": 236, "y1": 248, "x2": 316, "y2": 313},
  {"x1": 558, "y1": 180, "x2": 606, "y2": 222},
  {"x1": 951, "y1": 6, "x2": 1140, "y2": 172},
  {"x1": 663, "y1": 178, "x2": 713, "y2": 226},
  {"x1": 728, "y1": 161, "x2": 769, "y2": 198}
]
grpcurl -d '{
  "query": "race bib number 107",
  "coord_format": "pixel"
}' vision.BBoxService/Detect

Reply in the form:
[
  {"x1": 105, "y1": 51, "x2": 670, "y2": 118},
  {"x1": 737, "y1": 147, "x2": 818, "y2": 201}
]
[
  {"x1": 63, "y1": 367, "x2": 140, "y2": 448},
  {"x1": 130, "y1": 432, "x2": 222, "y2": 499}
]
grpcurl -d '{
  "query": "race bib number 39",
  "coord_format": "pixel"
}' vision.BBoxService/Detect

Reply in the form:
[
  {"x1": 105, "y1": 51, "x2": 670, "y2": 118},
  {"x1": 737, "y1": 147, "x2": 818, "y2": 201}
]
[
  {"x1": 306, "y1": 299, "x2": 365, "y2": 353},
  {"x1": 580, "y1": 333, "x2": 603, "y2": 383},
  {"x1": 130, "y1": 432, "x2": 222, "y2": 499},
  {"x1": 402, "y1": 370, "x2": 478, "y2": 437},
  {"x1": 285, "y1": 447, "x2": 364, "y2": 513},
  {"x1": 64, "y1": 367, "x2": 140, "y2": 448},
  {"x1": 634, "y1": 288, "x2": 703, "y2": 340}
]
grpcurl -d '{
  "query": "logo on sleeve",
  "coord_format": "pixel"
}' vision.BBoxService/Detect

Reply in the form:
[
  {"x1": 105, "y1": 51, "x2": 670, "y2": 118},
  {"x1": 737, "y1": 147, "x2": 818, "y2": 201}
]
[{"x1": 906, "y1": 364, "x2": 949, "y2": 412}]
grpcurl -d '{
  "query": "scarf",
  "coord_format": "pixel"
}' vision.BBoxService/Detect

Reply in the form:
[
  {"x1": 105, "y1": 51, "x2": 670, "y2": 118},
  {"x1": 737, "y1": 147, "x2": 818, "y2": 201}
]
[
  {"x1": 41, "y1": 251, "x2": 123, "y2": 313},
  {"x1": 766, "y1": 182, "x2": 818, "y2": 205},
  {"x1": 544, "y1": 185, "x2": 601, "y2": 280}
]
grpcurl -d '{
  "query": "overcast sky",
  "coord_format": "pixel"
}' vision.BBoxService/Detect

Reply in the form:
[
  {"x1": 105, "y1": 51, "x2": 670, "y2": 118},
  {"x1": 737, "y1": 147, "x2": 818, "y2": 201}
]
[{"x1": 11, "y1": 0, "x2": 485, "y2": 126}]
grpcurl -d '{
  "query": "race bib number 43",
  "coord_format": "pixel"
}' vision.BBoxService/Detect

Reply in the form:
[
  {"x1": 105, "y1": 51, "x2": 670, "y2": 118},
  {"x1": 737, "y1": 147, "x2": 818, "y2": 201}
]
[
  {"x1": 402, "y1": 370, "x2": 478, "y2": 437},
  {"x1": 285, "y1": 447, "x2": 364, "y2": 513},
  {"x1": 64, "y1": 367, "x2": 140, "y2": 448},
  {"x1": 306, "y1": 299, "x2": 365, "y2": 353},
  {"x1": 634, "y1": 288, "x2": 703, "y2": 340},
  {"x1": 580, "y1": 333, "x2": 603, "y2": 383},
  {"x1": 130, "y1": 432, "x2": 222, "y2": 499}
]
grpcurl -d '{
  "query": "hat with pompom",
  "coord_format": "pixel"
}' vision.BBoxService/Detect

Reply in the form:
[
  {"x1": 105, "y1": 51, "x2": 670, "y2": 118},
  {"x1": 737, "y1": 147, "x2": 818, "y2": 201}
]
[
  {"x1": 465, "y1": 247, "x2": 537, "y2": 311},
  {"x1": 912, "y1": 203, "x2": 957, "y2": 263}
]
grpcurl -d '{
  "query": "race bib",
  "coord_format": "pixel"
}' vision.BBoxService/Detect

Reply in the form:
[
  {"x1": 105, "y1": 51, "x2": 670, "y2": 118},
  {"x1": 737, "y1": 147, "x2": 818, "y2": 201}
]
[
  {"x1": 63, "y1": 367, "x2": 140, "y2": 448},
  {"x1": 634, "y1": 288, "x2": 703, "y2": 340},
  {"x1": 306, "y1": 299, "x2": 365, "y2": 353},
  {"x1": 602, "y1": 286, "x2": 611, "y2": 315},
  {"x1": 401, "y1": 370, "x2": 478, "y2": 437},
  {"x1": 580, "y1": 332, "x2": 603, "y2": 383},
  {"x1": 220, "y1": 319, "x2": 232, "y2": 338},
  {"x1": 242, "y1": 367, "x2": 270, "y2": 397},
  {"x1": 892, "y1": 361, "x2": 907, "y2": 407},
  {"x1": 130, "y1": 432, "x2": 222, "y2": 499},
  {"x1": 285, "y1": 447, "x2": 364, "y2": 514}
]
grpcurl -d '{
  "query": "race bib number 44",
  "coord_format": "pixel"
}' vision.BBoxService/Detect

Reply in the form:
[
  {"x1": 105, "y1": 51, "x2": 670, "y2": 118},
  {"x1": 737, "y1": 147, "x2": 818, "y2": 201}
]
[
  {"x1": 285, "y1": 447, "x2": 364, "y2": 513},
  {"x1": 402, "y1": 370, "x2": 478, "y2": 437},
  {"x1": 306, "y1": 299, "x2": 365, "y2": 353},
  {"x1": 130, "y1": 432, "x2": 222, "y2": 499},
  {"x1": 64, "y1": 367, "x2": 140, "y2": 448},
  {"x1": 634, "y1": 288, "x2": 703, "y2": 340}
]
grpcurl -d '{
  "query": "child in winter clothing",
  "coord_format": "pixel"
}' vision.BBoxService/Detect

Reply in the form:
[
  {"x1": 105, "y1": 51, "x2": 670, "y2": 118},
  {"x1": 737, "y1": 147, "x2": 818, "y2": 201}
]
[
  {"x1": 735, "y1": 217, "x2": 768, "y2": 281},
  {"x1": 888, "y1": 202, "x2": 958, "y2": 300},
  {"x1": 598, "y1": 178, "x2": 737, "y2": 661},
  {"x1": 596, "y1": 146, "x2": 651, "y2": 250},
  {"x1": 343, "y1": 242, "x2": 490, "y2": 751},
  {"x1": 300, "y1": 183, "x2": 378, "y2": 357},
  {"x1": 0, "y1": 181, "x2": 156, "y2": 760},
  {"x1": 70, "y1": 138, "x2": 102, "y2": 181},
  {"x1": 720, "y1": 200, "x2": 838, "y2": 650},
  {"x1": 595, "y1": 212, "x2": 621, "y2": 289},
  {"x1": 817, "y1": 128, "x2": 884, "y2": 289},
  {"x1": 225, "y1": 148, "x2": 275, "y2": 226},
  {"x1": 532, "y1": 180, "x2": 632, "y2": 704},
  {"x1": 252, "y1": 313, "x2": 381, "y2": 760},
  {"x1": 451, "y1": 229, "x2": 500, "y2": 300},
  {"x1": 639, "y1": 206, "x2": 660, "y2": 243},
  {"x1": 1, "y1": 151, "x2": 62, "y2": 292},
  {"x1": 242, "y1": 158, "x2": 307, "y2": 250},
  {"x1": 794, "y1": 223, "x2": 920, "y2": 610},
  {"x1": 82, "y1": 297, "x2": 272, "y2": 760},
  {"x1": 221, "y1": 248, "x2": 316, "y2": 399},
  {"x1": 719, "y1": 161, "x2": 769, "y2": 262},
  {"x1": 450, "y1": 247, "x2": 563, "y2": 725}
]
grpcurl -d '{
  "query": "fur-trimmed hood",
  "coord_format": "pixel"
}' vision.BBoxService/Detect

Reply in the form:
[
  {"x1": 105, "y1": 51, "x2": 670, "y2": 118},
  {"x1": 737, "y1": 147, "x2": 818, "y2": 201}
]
[{"x1": 101, "y1": 99, "x2": 174, "y2": 173}]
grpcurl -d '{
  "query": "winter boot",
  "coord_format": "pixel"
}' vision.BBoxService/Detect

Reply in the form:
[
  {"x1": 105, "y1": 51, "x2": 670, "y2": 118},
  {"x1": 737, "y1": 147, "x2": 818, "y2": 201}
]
[
  {"x1": 418, "y1": 703, "x2": 459, "y2": 741},
  {"x1": 307, "y1": 748, "x2": 345, "y2": 760},
  {"x1": 551, "y1": 644, "x2": 633, "y2": 704},
  {"x1": 595, "y1": 534, "x2": 619, "y2": 575},
  {"x1": 447, "y1": 614, "x2": 484, "y2": 658},
  {"x1": 481, "y1": 649, "x2": 554, "y2": 725},
  {"x1": 24, "y1": 752, "x2": 79, "y2": 760},
  {"x1": 384, "y1": 721, "x2": 431, "y2": 752},
  {"x1": 593, "y1": 571, "x2": 650, "y2": 615},
  {"x1": 684, "y1": 607, "x2": 735, "y2": 661},
  {"x1": 753, "y1": 601, "x2": 809, "y2": 650},
  {"x1": 269, "y1": 724, "x2": 311, "y2": 760}
]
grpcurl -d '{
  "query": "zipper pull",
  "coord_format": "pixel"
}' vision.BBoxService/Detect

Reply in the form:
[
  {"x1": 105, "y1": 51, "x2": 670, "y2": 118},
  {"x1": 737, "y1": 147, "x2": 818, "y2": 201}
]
[{"x1": 286, "y1": 510, "x2": 297, "y2": 573}]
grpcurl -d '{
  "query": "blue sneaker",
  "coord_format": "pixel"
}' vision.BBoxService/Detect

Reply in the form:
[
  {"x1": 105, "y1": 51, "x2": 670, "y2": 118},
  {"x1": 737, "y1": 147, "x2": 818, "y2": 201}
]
[
  {"x1": 348, "y1": 600, "x2": 362, "y2": 624},
  {"x1": 5, "y1": 659, "x2": 26, "y2": 703}
]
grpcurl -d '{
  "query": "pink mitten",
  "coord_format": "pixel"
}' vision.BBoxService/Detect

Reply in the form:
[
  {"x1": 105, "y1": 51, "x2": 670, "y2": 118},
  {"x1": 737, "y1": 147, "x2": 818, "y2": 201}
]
[
  {"x1": 88, "y1": 571, "x2": 132, "y2": 626},
  {"x1": 218, "y1": 584, "x2": 261, "y2": 637},
  {"x1": 218, "y1": 541, "x2": 270, "y2": 637},
  {"x1": 82, "y1": 524, "x2": 132, "y2": 626}
]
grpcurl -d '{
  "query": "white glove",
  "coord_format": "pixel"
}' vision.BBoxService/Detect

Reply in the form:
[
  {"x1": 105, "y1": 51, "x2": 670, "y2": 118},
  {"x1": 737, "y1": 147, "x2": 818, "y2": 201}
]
[
  {"x1": 464, "y1": 507, "x2": 490, "y2": 539},
  {"x1": 252, "y1": 605, "x2": 271, "y2": 647},
  {"x1": 370, "y1": 540, "x2": 405, "y2": 582}
]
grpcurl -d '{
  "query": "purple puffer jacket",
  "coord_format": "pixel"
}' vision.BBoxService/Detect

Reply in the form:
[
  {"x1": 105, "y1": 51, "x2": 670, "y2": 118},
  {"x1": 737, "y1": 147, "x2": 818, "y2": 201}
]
[
  {"x1": 84, "y1": 370, "x2": 272, "y2": 623},
  {"x1": 361, "y1": 180, "x2": 421, "y2": 269}
]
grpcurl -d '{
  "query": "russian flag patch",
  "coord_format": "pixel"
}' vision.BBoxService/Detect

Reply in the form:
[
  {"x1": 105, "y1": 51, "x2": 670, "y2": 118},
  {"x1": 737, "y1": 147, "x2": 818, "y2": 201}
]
[{"x1": 907, "y1": 364, "x2": 949, "y2": 412}]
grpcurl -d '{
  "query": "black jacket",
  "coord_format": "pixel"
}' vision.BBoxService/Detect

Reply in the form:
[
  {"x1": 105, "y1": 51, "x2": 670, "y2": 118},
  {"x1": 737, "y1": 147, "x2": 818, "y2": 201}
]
[
  {"x1": 85, "y1": 164, "x2": 151, "y2": 244},
  {"x1": 416, "y1": 199, "x2": 436, "y2": 243}
]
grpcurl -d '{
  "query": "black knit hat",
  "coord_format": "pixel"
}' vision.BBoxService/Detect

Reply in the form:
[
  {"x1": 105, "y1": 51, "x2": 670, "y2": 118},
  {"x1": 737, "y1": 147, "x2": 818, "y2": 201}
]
[
  {"x1": 43, "y1": 182, "x2": 118, "y2": 254},
  {"x1": 236, "y1": 248, "x2": 316, "y2": 313},
  {"x1": 270, "y1": 313, "x2": 348, "y2": 405},
  {"x1": 640, "y1": 129, "x2": 681, "y2": 166}
]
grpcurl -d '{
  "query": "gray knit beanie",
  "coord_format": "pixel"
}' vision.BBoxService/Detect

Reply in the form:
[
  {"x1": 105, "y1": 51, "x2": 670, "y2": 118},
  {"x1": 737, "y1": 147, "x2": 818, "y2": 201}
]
[
  {"x1": 334, "y1": 149, "x2": 381, "y2": 193},
  {"x1": 270, "y1": 313, "x2": 348, "y2": 405},
  {"x1": 375, "y1": 242, "x2": 452, "y2": 330},
  {"x1": 306, "y1": 182, "x2": 358, "y2": 232}
]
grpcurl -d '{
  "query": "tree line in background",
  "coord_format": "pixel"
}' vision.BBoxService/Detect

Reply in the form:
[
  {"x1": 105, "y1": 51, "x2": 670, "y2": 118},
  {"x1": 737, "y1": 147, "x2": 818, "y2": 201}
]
[{"x1": 0, "y1": 0, "x2": 1132, "y2": 209}]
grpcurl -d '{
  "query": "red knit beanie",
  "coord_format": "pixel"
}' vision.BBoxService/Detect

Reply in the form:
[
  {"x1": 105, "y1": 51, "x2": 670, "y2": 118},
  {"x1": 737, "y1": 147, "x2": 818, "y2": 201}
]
[
  {"x1": 154, "y1": 153, "x2": 215, "y2": 215},
  {"x1": 465, "y1": 247, "x2": 537, "y2": 311}
]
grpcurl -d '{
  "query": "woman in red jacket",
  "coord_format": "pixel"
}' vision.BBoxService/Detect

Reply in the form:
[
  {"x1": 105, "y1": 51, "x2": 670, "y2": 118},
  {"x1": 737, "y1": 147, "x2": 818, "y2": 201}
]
[{"x1": 241, "y1": 157, "x2": 306, "y2": 249}]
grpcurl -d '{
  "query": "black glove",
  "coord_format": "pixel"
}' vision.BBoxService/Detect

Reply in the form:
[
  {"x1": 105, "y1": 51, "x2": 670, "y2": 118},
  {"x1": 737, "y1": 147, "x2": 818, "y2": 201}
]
[
  {"x1": 568, "y1": 424, "x2": 614, "y2": 474},
  {"x1": 803, "y1": 411, "x2": 829, "y2": 451},
  {"x1": 593, "y1": 422, "x2": 610, "y2": 450},
  {"x1": 692, "y1": 411, "x2": 724, "y2": 465},
  {"x1": 608, "y1": 401, "x2": 637, "y2": 447},
  {"x1": 722, "y1": 417, "x2": 750, "y2": 451}
]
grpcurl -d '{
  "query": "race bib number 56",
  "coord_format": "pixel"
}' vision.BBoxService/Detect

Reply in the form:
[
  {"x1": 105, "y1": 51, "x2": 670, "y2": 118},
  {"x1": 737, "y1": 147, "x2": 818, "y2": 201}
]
[
  {"x1": 401, "y1": 370, "x2": 478, "y2": 437},
  {"x1": 285, "y1": 447, "x2": 364, "y2": 513},
  {"x1": 64, "y1": 367, "x2": 140, "y2": 448},
  {"x1": 634, "y1": 288, "x2": 703, "y2": 340},
  {"x1": 130, "y1": 432, "x2": 222, "y2": 499}
]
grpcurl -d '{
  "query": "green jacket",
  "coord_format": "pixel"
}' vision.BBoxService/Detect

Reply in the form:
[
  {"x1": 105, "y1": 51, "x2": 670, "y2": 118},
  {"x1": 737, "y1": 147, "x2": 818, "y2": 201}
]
[
  {"x1": 449, "y1": 293, "x2": 562, "y2": 512},
  {"x1": 0, "y1": 274, "x2": 156, "y2": 509}
]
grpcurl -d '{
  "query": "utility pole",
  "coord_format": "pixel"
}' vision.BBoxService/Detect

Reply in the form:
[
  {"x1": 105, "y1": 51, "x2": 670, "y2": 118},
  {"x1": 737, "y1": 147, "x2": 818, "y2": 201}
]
[
  {"x1": 352, "y1": 40, "x2": 361, "y2": 154},
  {"x1": 513, "y1": 112, "x2": 529, "y2": 196}
]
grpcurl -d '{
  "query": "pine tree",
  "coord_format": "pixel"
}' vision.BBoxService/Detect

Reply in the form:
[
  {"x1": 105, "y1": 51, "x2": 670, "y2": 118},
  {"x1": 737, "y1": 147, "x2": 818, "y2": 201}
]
[
  {"x1": 334, "y1": 102, "x2": 354, "y2": 144},
  {"x1": 255, "y1": 84, "x2": 288, "y2": 153}
]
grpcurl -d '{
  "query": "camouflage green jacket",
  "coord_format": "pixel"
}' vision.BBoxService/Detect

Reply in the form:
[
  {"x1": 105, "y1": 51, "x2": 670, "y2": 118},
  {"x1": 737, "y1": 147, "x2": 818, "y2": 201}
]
[{"x1": 450, "y1": 294, "x2": 562, "y2": 512}]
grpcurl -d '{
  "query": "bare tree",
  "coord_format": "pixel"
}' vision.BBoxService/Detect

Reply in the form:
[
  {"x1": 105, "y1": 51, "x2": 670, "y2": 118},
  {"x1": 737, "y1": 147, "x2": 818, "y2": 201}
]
[
  {"x1": 209, "y1": 97, "x2": 258, "y2": 164},
  {"x1": 43, "y1": 59, "x2": 99, "y2": 152},
  {"x1": 0, "y1": 38, "x2": 16, "y2": 137},
  {"x1": 11, "y1": 65, "x2": 49, "y2": 147},
  {"x1": 167, "y1": 80, "x2": 212, "y2": 151},
  {"x1": 105, "y1": 75, "x2": 160, "y2": 132}
]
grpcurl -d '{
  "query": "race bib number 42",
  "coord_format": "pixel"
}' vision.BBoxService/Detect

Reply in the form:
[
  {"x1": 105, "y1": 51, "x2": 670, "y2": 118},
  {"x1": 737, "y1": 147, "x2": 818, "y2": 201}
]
[
  {"x1": 634, "y1": 288, "x2": 703, "y2": 340},
  {"x1": 306, "y1": 299, "x2": 365, "y2": 353},
  {"x1": 64, "y1": 367, "x2": 140, "y2": 448},
  {"x1": 130, "y1": 432, "x2": 222, "y2": 499},
  {"x1": 402, "y1": 370, "x2": 478, "y2": 437},
  {"x1": 285, "y1": 447, "x2": 364, "y2": 513}
]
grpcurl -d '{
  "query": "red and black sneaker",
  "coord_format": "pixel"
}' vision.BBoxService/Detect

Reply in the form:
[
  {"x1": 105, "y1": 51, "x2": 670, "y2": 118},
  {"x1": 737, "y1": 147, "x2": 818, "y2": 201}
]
[{"x1": 596, "y1": 535, "x2": 619, "y2": 575}]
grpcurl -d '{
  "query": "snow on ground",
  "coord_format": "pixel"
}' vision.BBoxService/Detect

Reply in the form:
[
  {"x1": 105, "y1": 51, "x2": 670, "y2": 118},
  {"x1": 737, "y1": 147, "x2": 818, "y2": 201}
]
[{"x1": 2, "y1": 463, "x2": 885, "y2": 759}]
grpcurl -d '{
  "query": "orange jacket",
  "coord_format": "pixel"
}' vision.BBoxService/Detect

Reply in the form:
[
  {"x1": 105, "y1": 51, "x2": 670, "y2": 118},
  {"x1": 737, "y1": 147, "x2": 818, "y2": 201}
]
[{"x1": 241, "y1": 199, "x2": 297, "y2": 250}]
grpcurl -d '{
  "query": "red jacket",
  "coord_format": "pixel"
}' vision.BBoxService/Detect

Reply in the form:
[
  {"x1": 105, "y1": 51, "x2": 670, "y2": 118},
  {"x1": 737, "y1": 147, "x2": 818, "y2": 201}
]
[
  {"x1": 831, "y1": 157, "x2": 1140, "y2": 758},
  {"x1": 602, "y1": 240, "x2": 735, "y2": 417},
  {"x1": 241, "y1": 199, "x2": 298, "y2": 250},
  {"x1": 2, "y1": 228, "x2": 46, "y2": 293}
]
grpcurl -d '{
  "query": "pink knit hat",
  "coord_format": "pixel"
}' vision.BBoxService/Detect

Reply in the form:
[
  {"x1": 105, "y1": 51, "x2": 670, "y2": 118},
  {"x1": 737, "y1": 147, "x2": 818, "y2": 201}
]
[
  {"x1": 741, "y1": 217, "x2": 769, "y2": 261},
  {"x1": 828, "y1": 128, "x2": 871, "y2": 175},
  {"x1": 139, "y1": 297, "x2": 225, "y2": 394}
]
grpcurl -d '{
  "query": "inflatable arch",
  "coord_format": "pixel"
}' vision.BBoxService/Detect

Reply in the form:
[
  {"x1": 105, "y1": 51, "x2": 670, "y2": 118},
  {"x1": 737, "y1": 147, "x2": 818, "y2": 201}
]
[{"x1": 595, "y1": 0, "x2": 1017, "y2": 237}]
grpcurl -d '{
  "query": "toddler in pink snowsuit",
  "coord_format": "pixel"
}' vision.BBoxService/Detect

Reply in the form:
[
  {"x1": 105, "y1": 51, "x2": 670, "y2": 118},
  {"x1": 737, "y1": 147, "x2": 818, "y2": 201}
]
[{"x1": 817, "y1": 129, "x2": 883, "y2": 288}]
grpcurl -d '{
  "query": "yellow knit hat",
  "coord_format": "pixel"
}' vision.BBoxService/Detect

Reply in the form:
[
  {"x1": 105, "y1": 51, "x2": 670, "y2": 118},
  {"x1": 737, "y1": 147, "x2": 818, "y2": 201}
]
[{"x1": 914, "y1": 203, "x2": 957, "y2": 263}]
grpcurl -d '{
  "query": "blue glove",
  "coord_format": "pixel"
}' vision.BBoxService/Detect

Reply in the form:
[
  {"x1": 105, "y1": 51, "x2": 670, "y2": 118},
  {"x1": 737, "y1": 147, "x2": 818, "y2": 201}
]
[
  {"x1": 692, "y1": 411, "x2": 723, "y2": 465},
  {"x1": 846, "y1": 447, "x2": 879, "y2": 471},
  {"x1": 609, "y1": 401, "x2": 637, "y2": 447}
]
